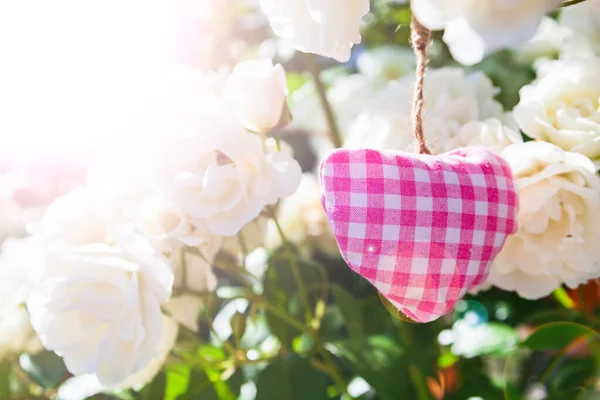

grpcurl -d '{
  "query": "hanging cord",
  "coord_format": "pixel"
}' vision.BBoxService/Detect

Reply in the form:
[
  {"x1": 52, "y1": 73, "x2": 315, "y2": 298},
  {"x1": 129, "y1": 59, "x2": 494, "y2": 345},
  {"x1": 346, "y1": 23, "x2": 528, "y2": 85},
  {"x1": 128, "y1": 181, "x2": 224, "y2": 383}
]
[{"x1": 410, "y1": 14, "x2": 432, "y2": 155}]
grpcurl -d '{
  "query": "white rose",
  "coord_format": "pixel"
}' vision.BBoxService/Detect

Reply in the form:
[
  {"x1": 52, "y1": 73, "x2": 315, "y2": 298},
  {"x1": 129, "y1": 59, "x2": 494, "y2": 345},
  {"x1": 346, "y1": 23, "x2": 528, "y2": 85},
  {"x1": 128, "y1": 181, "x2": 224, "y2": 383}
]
[
  {"x1": 266, "y1": 174, "x2": 338, "y2": 257},
  {"x1": 259, "y1": 0, "x2": 370, "y2": 62},
  {"x1": 559, "y1": 0, "x2": 600, "y2": 58},
  {"x1": 136, "y1": 195, "x2": 219, "y2": 251},
  {"x1": 223, "y1": 59, "x2": 288, "y2": 133},
  {"x1": 164, "y1": 247, "x2": 219, "y2": 332},
  {"x1": 155, "y1": 105, "x2": 301, "y2": 237},
  {"x1": 412, "y1": 0, "x2": 560, "y2": 65},
  {"x1": 513, "y1": 58, "x2": 600, "y2": 166},
  {"x1": 448, "y1": 117, "x2": 524, "y2": 155},
  {"x1": 345, "y1": 68, "x2": 507, "y2": 153},
  {"x1": 57, "y1": 316, "x2": 179, "y2": 399},
  {"x1": 488, "y1": 142, "x2": 600, "y2": 299},
  {"x1": 27, "y1": 189, "x2": 174, "y2": 385}
]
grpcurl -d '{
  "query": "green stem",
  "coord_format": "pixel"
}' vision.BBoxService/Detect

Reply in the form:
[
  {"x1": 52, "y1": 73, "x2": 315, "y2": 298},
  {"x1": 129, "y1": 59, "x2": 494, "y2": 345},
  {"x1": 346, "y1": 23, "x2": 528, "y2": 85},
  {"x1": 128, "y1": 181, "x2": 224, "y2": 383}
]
[
  {"x1": 260, "y1": 299, "x2": 313, "y2": 334},
  {"x1": 560, "y1": 0, "x2": 588, "y2": 7},
  {"x1": 409, "y1": 366, "x2": 432, "y2": 400},
  {"x1": 318, "y1": 347, "x2": 355, "y2": 399},
  {"x1": 271, "y1": 212, "x2": 314, "y2": 323},
  {"x1": 303, "y1": 54, "x2": 343, "y2": 148},
  {"x1": 400, "y1": 323, "x2": 432, "y2": 400}
]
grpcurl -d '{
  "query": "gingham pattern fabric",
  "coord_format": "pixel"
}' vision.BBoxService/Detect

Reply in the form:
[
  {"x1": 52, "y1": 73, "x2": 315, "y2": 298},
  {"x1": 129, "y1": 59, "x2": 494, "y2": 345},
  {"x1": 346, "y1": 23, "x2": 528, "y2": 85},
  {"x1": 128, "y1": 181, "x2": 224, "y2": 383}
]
[{"x1": 320, "y1": 147, "x2": 518, "y2": 323}]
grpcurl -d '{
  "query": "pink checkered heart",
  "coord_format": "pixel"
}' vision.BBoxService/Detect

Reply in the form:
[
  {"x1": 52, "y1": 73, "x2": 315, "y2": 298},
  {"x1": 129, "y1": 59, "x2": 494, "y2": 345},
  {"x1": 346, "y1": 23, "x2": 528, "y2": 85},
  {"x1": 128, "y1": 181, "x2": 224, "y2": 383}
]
[{"x1": 320, "y1": 147, "x2": 518, "y2": 323}]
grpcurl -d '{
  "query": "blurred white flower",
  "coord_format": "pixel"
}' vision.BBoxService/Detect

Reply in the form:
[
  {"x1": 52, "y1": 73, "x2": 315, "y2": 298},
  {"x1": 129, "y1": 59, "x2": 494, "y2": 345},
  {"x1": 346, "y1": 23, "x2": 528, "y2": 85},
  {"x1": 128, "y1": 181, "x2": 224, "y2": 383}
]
[
  {"x1": 0, "y1": 237, "x2": 44, "y2": 360},
  {"x1": 290, "y1": 74, "x2": 376, "y2": 139},
  {"x1": 223, "y1": 59, "x2": 288, "y2": 133},
  {"x1": 266, "y1": 174, "x2": 338, "y2": 256},
  {"x1": 259, "y1": 0, "x2": 370, "y2": 62},
  {"x1": 515, "y1": 17, "x2": 571, "y2": 64},
  {"x1": 514, "y1": 58, "x2": 600, "y2": 166},
  {"x1": 27, "y1": 189, "x2": 174, "y2": 385},
  {"x1": 345, "y1": 68, "x2": 508, "y2": 153},
  {"x1": 357, "y1": 45, "x2": 416, "y2": 82},
  {"x1": 164, "y1": 248, "x2": 219, "y2": 332},
  {"x1": 559, "y1": 0, "x2": 600, "y2": 58},
  {"x1": 0, "y1": 308, "x2": 43, "y2": 361},
  {"x1": 57, "y1": 316, "x2": 179, "y2": 399},
  {"x1": 441, "y1": 315, "x2": 518, "y2": 358},
  {"x1": 412, "y1": 0, "x2": 560, "y2": 65},
  {"x1": 489, "y1": 142, "x2": 600, "y2": 299}
]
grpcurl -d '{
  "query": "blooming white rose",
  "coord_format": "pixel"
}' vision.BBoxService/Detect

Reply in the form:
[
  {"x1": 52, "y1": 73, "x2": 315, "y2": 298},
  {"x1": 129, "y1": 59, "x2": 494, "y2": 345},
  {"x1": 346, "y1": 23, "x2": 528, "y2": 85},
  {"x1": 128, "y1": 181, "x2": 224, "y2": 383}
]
[
  {"x1": 27, "y1": 189, "x2": 174, "y2": 385},
  {"x1": 488, "y1": 142, "x2": 600, "y2": 299},
  {"x1": 164, "y1": 246, "x2": 219, "y2": 332},
  {"x1": 266, "y1": 174, "x2": 338, "y2": 256},
  {"x1": 223, "y1": 59, "x2": 288, "y2": 133},
  {"x1": 513, "y1": 58, "x2": 600, "y2": 166},
  {"x1": 412, "y1": 0, "x2": 560, "y2": 65},
  {"x1": 345, "y1": 68, "x2": 508, "y2": 153},
  {"x1": 151, "y1": 99, "x2": 301, "y2": 237},
  {"x1": 259, "y1": 0, "x2": 370, "y2": 62},
  {"x1": 136, "y1": 195, "x2": 219, "y2": 251},
  {"x1": 57, "y1": 316, "x2": 179, "y2": 399},
  {"x1": 559, "y1": 0, "x2": 600, "y2": 58}
]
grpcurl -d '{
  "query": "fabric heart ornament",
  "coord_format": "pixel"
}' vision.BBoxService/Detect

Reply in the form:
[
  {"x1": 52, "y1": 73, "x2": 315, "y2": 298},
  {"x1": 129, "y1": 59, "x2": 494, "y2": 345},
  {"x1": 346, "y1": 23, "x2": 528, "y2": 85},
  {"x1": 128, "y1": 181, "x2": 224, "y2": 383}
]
[{"x1": 320, "y1": 147, "x2": 518, "y2": 323}]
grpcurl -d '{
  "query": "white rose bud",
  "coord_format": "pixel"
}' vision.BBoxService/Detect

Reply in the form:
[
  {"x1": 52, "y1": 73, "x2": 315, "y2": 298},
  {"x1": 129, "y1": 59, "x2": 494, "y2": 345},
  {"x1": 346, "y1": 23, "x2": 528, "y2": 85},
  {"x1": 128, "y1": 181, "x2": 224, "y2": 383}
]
[
  {"x1": 489, "y1": 142, "x2": 600, "y2": 299},
  {"x1": 412, "y1": 0, "x2": 560, "y2": 65},
  {"x1": 27, "y1": 189, "x2": 174, "y2": 385},
  {"x1": 514, "y1": 58, "x2": 600, "y2": 167},
  {"x1": 259, "y1": 0, "x2": 370, "y2": 62},
  {"x1": 224, "y1": 59, "x2": 288, "y2": 133}
]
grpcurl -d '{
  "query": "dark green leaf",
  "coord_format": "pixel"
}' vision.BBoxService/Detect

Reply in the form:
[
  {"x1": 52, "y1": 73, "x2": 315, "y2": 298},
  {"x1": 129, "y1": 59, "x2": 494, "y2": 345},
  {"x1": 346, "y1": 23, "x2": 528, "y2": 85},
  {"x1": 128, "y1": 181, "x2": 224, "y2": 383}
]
[
  {"x1": 20, "y1": 351, "x2": 68, "y2": 389},
  {"x1": 255, "y1": 356, "x2": 329, "y2": 400},
  {"x1": 331, "y1": 284, "x2": 363, "y2": 340},
  {"x1": 335, "y1": 336, "x2": 408, "y2": 400},
  {"x1": 140, "y1": 372, "x2": 166, "y2": 400},
  {"x1": 522, "y1": 323, "x2": 597, "y2": 351}
]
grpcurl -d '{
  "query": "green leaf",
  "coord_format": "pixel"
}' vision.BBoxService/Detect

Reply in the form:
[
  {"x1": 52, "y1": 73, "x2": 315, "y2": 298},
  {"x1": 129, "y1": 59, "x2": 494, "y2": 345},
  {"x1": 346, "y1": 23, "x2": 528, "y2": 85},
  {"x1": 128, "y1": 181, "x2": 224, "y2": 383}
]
[
  {"x1": 20, "y1": 351, "x2": 68, "y2": 389},
  {"x1": 335, "y1": 336, "x2": 408, "y2": 400},
  {"x1": 263, "y1": 251, "x2": 319, "y2": 348},
  {"x1": 165, "y1": 364, "x2": 190, "y2": 400},
  {"x1": 178, "y1": 368, "x2": 244, "y2": 400},
  {"x1": 331, "y1": 284, "x2": 363, "y2": 340},
  {"x1": 0, "y1": 362, "x2": 10, "y2": 400},
  {"x1": 140, "y1": 372, "x2": 166, "y2": 400},
  {"x1": 522, "y1": 322, "x2": 597, "y2": 351},
  {"x1": 286, "y1": 72, "x2": 309, "y2": 95},
  {"x1": 255, "y1": 356, "x2": 329, "y2": 400}
]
